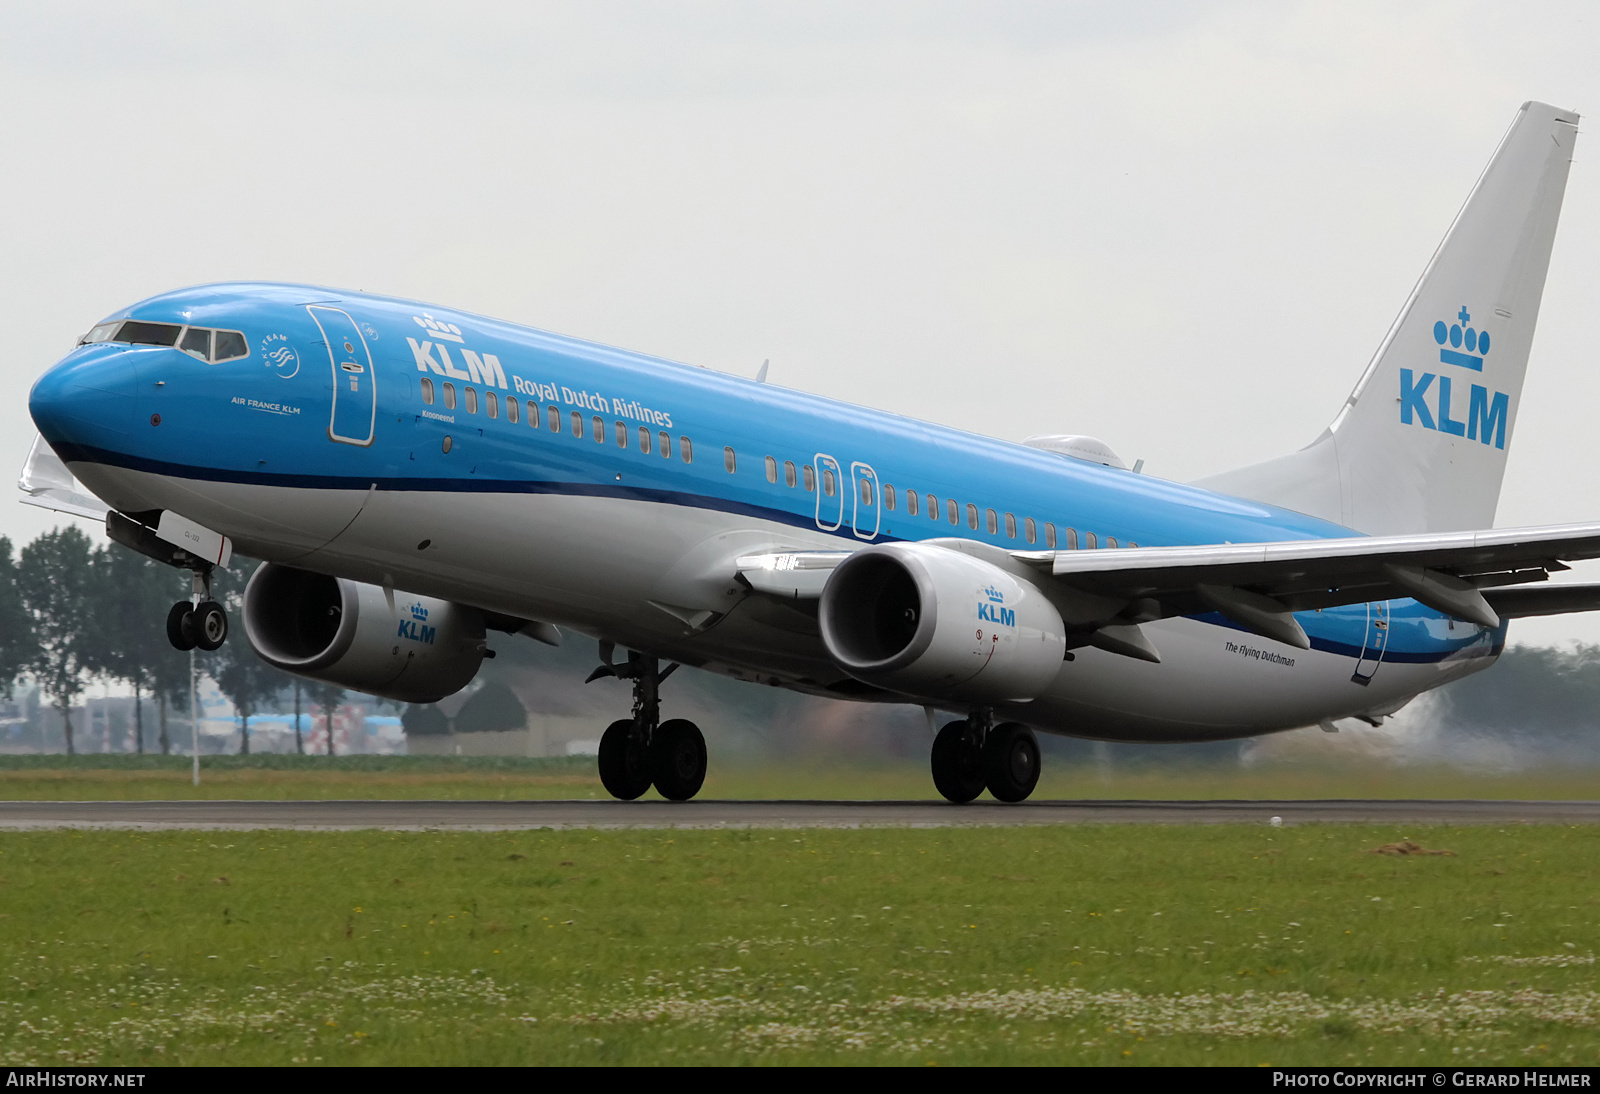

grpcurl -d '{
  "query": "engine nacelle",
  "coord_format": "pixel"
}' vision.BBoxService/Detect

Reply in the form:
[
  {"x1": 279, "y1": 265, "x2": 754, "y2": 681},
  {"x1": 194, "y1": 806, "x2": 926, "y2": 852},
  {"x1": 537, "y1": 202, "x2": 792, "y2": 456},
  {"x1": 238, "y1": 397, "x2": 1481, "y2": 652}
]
[
  {"x1": 242, "y1": 563, "x2": 486, "y2": 704},
  {"x1": 818, "y1": 543, "x2": 1067, "y2": 704}
]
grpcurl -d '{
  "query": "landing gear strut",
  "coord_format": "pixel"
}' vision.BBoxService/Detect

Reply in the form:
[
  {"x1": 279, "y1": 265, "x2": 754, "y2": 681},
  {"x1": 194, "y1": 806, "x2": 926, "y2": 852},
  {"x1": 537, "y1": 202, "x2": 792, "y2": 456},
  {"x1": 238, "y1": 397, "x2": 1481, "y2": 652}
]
[
  {"x1": 931, "y1": 714, "x2": 1041, "y2": 804},
  {"x1": 590, "y1": 644, "x2": 706, "y2": 802},
  {"x1": 165, "y1": 569, "x2": 227, "y2": 653}
]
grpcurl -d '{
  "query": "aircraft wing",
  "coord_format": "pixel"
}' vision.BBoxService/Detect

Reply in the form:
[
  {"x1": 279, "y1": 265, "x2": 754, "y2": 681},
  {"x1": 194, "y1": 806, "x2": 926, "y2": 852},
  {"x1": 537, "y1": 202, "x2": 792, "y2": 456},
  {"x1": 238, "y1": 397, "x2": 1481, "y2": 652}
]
[
  {"x1": 1010, "y1": 521, "x2": 1600, "y2": 648},
  {"x1": 734, "y1": 523, "x2": 1600, "y2": 655},
  {"x1": 16, "y1": 434, "x2": 109, "y2": 522}
]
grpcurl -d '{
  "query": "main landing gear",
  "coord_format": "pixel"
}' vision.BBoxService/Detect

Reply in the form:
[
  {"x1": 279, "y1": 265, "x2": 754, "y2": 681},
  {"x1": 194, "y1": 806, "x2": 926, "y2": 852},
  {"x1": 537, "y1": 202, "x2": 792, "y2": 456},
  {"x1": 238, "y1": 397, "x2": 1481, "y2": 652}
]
[
  {"x1": 589, "y1": 644, "x2": 707, "y2": 802},
  {"x1": 165, "y1": 569, "x2": 228, "y2": 652},
  {"x1": 930, "y1": 714, "x2": 1041, "y2": 804}
]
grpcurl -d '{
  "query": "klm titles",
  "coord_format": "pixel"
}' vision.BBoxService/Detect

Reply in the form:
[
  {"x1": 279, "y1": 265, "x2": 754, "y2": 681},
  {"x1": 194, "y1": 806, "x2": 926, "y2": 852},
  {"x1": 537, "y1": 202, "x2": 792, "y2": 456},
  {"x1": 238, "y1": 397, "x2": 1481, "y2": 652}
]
[{"x1": 407, "y1": 317, "x2": 675, "y2": 429}]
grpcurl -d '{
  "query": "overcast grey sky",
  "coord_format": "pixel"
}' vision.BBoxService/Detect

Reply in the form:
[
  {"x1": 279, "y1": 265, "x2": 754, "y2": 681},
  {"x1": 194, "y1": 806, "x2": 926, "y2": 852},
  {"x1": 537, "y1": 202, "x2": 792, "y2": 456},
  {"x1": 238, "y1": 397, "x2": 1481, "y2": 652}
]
[{"x1": 5, "y1": 1, "x2": 1600, "y2": 644}]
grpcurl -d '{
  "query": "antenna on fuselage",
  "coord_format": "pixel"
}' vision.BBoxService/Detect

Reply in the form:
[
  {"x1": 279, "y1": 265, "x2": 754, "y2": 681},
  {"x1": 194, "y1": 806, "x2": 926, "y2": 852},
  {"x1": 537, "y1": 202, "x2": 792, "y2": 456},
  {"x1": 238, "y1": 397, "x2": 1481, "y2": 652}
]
[{"x1": 755, "y1": 359, "x2": 769, "y2": 383}]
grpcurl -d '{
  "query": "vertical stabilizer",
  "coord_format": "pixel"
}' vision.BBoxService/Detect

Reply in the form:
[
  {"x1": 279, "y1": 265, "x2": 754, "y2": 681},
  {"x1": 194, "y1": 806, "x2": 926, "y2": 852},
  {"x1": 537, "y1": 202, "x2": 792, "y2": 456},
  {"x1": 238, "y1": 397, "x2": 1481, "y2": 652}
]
[{"x1": 1196, "y1": 102, "x2": 1579, "y2": 535}]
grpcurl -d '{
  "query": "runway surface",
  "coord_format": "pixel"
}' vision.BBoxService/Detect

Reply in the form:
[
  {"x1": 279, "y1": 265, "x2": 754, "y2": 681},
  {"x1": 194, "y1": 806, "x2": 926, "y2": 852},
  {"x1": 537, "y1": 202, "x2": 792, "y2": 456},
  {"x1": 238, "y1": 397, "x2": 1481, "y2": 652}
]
[{"x1": 0, "y1": 798, "x2": 1597, "y2": 830}]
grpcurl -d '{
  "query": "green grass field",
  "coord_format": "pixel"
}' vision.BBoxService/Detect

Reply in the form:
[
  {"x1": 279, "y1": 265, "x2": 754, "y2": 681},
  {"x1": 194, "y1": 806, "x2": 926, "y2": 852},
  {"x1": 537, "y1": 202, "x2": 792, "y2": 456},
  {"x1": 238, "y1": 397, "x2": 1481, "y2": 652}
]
[
  {"x1": 0, "y1": 753, "x2": 1596, "y2": 802},
  {"x1": 1, "y1": 824, "x2": 1597, "y2": 1065}
]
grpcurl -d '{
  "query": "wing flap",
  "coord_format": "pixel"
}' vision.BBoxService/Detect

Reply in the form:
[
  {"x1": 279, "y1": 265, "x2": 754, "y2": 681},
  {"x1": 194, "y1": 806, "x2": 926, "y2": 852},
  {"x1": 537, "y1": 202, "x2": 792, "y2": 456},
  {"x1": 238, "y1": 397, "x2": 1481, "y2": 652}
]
[{"x1": 1028, "y1": 522, "x2": 1600, "y2": 612}]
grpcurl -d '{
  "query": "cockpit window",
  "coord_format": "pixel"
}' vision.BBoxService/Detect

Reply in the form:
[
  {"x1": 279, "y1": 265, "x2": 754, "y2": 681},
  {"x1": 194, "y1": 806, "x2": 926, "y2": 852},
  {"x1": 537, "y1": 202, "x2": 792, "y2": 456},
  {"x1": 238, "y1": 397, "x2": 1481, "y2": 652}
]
[
  {"x1": 118, "y1": 321, "x2": 182, "y2": 346},
  {"x1": 211, "y1": 330, "x2": 247, "y2": 362},
  {"x1": 78, "y1": 320, "x2": 250, "y2": 363},
  {"x1": 179, "y1": 327, "x2": 211, "y2": 361}
]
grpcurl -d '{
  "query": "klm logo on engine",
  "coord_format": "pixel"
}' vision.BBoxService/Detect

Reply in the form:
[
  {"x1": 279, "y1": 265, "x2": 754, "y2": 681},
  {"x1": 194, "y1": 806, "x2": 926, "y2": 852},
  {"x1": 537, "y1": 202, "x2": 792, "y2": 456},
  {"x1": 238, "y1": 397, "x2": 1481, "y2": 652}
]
[
  {"x1": 1399, "y1": 306, "x2": 1508, "y2": 449},
  {"x1": 978, "y1": 585, "x2": 1015, "y2": 627},
  {"x1": 397, "y1": 601, "x2": 436, "y2": 645}
]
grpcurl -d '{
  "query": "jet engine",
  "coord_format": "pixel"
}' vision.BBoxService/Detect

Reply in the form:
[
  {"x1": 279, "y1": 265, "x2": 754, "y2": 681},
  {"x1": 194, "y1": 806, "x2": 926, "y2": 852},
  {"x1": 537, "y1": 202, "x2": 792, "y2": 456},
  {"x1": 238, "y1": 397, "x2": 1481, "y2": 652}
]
[
  {"x1": 242, "y1": 563, "x2": 486, "y2": 703},
  {"x1": 818, "y1": 543, "x2": 1067, "y2": 704}
]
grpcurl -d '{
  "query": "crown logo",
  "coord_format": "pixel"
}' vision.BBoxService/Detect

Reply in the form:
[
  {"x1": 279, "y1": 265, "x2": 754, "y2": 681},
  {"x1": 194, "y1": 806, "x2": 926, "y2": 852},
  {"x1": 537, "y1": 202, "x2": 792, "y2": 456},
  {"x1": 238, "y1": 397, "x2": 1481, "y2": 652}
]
[
  {"x1": 410, "y1": 603, "x2": 430, "y2": 621},
  {"x1": 1432, "y1": 306, "x2": 1489, "y2": 372},
  {"x1": 413, "y1": 314, "x2": 463, "y2": 343},
  {"x1": 982, "y1": 584, "x2": 1005, "y2": 603}
]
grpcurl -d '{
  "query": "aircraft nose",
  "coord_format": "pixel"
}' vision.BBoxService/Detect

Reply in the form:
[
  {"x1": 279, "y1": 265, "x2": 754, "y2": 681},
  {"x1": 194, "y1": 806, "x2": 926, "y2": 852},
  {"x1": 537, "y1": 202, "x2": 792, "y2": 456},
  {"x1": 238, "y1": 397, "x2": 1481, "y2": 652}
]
[{"x1": 28, "y1": 345, "x2": 140, "y2": 455}]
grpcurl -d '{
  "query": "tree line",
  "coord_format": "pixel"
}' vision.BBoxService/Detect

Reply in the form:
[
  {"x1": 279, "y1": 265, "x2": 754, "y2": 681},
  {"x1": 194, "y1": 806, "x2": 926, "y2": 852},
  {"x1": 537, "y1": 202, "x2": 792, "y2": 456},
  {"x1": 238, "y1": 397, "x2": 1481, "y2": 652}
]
[{"x1": 0, "y1": 525, "x2": 349, "y2": 755}]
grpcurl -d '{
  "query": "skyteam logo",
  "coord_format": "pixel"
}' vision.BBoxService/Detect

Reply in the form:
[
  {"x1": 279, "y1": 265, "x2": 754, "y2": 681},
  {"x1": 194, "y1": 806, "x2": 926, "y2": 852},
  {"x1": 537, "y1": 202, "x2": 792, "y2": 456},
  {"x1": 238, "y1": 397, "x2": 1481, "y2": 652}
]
[
  {"x1": 260, "y1": 333, "x2": 299, "y2": 379},
  {"x1": 978, "y1": 585, "x2": 1015, "y2": 627},
  {"x1": 397, "y1": 601, "x2": 436, "y2": 645},
  {"x1": 1399, "y1": 305, "x2": 1508, "y2": 449}
]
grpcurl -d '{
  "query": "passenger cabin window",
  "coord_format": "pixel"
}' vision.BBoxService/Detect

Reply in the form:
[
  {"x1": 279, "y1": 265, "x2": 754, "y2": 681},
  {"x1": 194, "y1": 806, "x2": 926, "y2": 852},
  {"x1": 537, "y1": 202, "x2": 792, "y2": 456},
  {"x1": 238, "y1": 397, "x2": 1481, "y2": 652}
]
[
  {"x1": 967, "y1": 504, "x2": 979, "y2": 530},
  {"x1": 464, "y1": 387, "x2": 479, "y2": 414},
  {"x1": 179, "y1": 327, "x2": 210, "y2": 361},
  {"x1": 548, "y1": 405, "x2": 561, "y2": 432},
  {"x1": 1045, "y1": 522, "x2": 1057, "y2": 549},
  {"x1": 1066, "y1": 527, "x2": 1078, "y2": 549},
  {"x1": 907, "y1": 490, "x2": 920, "y2": 516},
  {"x1": 615, "y1": 420, "x2": 628, "y2": 448},
  {"x1": 947, "y1": 499, "x2": 958, "y2": 524},
  {"x1": 639, "y1": 427, "x2": 652, "y2": 453},
  {"x1": 929, "y1": 495, "x2": 941, "y2": 520},
  {"x1": 420, "y1": 377, "x2": 435, "y2": 404},
  {"x1": 860, "y1": 479, "x2": 873, "y2": 506},
  {"x1": 486, "y1": 392, "x2": 498, "y2": 419},
  {"x1": 803, "y1": 465, "x2": 815, "y2": 491},
  {"x1": 884, "y1": 484, "x2": 895, "y2": 510},
  {"x1": 784, "y1": 461, "x2": 797, "y2": 488},
  {"x1": 659, "y1": 432, "x2": 671, "y2": 458},
  {"x1": 592, "y1": 415, "x2": 604, "y2": 442},
  {"x1": 765, "y1": 456, "x2": 777, "y2": 483},
  {"x1": 1085, "y1": 531, "x2": 1098, "y2": 549},
  {"x1": 1005, "y1": 512, "x2": 1016, "y2": 539},
  {"x1": 442, "y1": 383, "x2": 457, "y2": 410},
  {"x1": 1024, "y1": 516, "x2": 1036, "y2": 544},
  {"x1": 681, "y1": 437, "x2": 693, "y2": 463},
  {"x1": 822, "y1": 468, "x2": 836, "y2": 496},
  {"x1": 724, "y1": 447, "x2": 737, "y2": 473},
  {"x1": 570, "y1": 410, "x2": 583, "y2": 435},
  {"x1": 1106, "y1": 536, "x2": 1118, "y2": 548},
  {"x1": 985, "y1": 508, "x2": 997, "y2": 534},
  {"x1": 506, "y1": 397, "x2": 519, "y2": 424}
]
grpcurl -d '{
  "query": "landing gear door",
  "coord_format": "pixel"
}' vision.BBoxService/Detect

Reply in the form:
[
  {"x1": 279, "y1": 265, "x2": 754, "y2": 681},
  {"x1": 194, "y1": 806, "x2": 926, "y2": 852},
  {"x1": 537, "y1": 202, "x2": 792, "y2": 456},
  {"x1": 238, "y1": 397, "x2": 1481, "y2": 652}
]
[
  {"x1": 1351, "y1": 600, "x2": 1390, "y2": 685},
  {"x1": 815, "y1": 453, "x2": 844, "y2": 531},
  {"x1": 850, "y1": 462, "x2": 880, "y2": 540},
  {"x1": 308, "y1": 306, "x2": 377, "y2": 447}
]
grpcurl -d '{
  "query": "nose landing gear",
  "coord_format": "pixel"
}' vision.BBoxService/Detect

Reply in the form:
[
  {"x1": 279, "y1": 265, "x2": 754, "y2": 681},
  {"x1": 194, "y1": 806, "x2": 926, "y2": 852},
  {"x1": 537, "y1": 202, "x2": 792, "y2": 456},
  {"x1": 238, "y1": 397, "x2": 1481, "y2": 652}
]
[
  {"x1": 930, "y1": 714, "x2": 1041, "y2": 804},
  {"x1": 165, "y1": 571, "x2": 228, "y2": 652},
  {"x1": 590, "y1": 644, "x2": 706, "y2": 801}
]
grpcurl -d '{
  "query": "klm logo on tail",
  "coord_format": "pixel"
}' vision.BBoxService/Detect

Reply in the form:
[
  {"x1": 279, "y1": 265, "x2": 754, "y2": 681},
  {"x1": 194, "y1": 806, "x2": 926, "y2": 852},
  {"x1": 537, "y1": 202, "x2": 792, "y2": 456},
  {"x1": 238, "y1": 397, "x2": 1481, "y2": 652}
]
[{"x1": 1399, "y1": 306, "x2": 1509, "y2": 449}]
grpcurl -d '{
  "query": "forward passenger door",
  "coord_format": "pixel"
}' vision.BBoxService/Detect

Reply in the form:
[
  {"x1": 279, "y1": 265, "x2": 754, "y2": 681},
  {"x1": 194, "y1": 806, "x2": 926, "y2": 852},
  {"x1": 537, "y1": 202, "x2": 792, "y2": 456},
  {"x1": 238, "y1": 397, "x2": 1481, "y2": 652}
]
[{"x1": 308, "y1": 305, "x2": 378, "y2": 447}]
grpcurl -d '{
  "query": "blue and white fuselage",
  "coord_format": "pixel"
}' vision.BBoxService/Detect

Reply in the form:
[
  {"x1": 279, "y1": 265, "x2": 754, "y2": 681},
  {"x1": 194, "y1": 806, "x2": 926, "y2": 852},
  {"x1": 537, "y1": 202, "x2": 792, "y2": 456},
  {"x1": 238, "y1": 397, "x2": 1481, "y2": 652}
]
[
  {"x1": 30, "y1": 103, "x2": 1600, "y2": 779},
  {"x1": 28, "y1": 281, "x2": 1498, "y2": 743}
]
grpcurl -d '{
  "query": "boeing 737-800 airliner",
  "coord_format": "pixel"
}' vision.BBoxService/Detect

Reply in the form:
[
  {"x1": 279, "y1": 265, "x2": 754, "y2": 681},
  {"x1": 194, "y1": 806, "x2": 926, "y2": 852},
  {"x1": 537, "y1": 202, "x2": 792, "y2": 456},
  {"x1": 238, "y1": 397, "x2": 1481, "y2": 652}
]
[{"x1": 20, "y1": 101, "x2": 1600, "y2": 802}]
